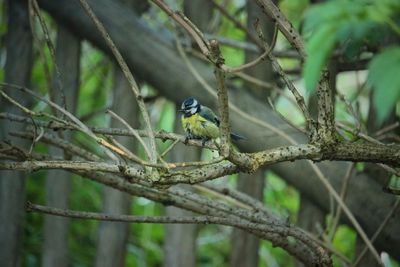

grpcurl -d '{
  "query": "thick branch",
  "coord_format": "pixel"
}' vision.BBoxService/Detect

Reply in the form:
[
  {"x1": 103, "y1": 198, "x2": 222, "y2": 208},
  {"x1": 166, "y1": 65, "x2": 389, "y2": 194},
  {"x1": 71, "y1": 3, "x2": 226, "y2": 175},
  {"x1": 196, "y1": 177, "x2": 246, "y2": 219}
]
[{"x1": 209, "y1": 39, "x2": 231, "y2": 156}]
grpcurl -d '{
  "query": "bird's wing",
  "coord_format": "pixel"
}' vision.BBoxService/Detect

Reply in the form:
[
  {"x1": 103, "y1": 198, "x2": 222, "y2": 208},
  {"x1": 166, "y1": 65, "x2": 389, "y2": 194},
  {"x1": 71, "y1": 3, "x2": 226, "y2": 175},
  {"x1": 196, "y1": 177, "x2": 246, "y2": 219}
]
[{"x1": 199, "y1": 106, "x2": 220, "y2": 126}]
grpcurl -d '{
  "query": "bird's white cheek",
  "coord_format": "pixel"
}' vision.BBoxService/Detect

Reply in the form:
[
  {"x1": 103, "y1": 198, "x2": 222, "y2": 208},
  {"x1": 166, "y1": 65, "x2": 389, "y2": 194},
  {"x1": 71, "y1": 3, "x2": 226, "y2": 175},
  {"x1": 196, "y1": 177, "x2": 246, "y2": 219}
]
[{"x1": 189, "y1": 107, "x2": 197, "y2": 114}]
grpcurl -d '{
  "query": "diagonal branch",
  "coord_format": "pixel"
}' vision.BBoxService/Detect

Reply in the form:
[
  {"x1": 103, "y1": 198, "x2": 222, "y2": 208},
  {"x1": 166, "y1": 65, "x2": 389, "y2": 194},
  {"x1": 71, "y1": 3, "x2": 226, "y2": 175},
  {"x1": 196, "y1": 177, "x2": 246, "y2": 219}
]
[
  {"x1": 253, "y1": 0, "x2": 306, "y2": 58},
  {"x1": 77, "y1": 0, "x2": 157, "y2": 165}
]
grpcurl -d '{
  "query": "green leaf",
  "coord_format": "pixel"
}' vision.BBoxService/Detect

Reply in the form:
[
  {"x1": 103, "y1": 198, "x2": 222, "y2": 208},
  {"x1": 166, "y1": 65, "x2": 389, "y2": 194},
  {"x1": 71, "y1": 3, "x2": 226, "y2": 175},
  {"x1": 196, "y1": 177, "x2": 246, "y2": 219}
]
[
  {"x1": 367, "y1": 46, "x2": 400, "y2": 122},
  {"x1": 303, "y1": 24, "x2": 337, "y2": 92}
]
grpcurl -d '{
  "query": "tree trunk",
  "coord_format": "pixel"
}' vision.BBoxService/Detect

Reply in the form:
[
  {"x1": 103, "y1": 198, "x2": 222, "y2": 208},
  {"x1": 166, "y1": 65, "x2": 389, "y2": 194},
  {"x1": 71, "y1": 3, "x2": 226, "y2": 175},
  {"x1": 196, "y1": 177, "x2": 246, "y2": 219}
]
[
  {"x1": 42, "y1": 25, "x2": 81, "y2": 267},
  {"x1": 230, "y1": 170, "x2": 265, "y2": 267},
  {"x1": 230, "y1": 2, "x2": 275, "y2": 266},
  {"x1": 0, "y1": 0, "x2": 33, "y2": 266},
  {"x1": 183, "y1": 0, "x2": 213, "y2": 33},
  {"x1": 35, "y1": 0, "x2": 400, "y2": 259},
  {"x1": 163, "y1": 111, "x2": 201, "y2": 267},
  {"x1": 163, "y1": 2, "x2": 210, "y2": 264},
  {"x1": 294, "y1": 197, "x2": 325, "y2": 267},
  {"x1": 94, "y1": 66, "x2": 136, "y2": 267},
  {"x1": 244, "y1": 0, "x2": 275, "y2": 95}
]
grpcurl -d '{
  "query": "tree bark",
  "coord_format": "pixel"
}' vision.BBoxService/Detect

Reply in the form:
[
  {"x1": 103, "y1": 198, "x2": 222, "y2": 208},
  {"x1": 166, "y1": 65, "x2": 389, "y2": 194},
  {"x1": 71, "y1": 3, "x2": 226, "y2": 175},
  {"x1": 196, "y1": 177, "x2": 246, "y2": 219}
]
[
  {"x1": 0, "y1": 0, "x2": 33, "y2": 266},
  {"x1": 36, "y1": 0, "x2": 400, "y2": 260},
  {"x1": 42, "y1": 25, "x2": 81, "y2": 267},
  {"x1": 94, "y1": 66, "x2": 136, "y2": 267}
]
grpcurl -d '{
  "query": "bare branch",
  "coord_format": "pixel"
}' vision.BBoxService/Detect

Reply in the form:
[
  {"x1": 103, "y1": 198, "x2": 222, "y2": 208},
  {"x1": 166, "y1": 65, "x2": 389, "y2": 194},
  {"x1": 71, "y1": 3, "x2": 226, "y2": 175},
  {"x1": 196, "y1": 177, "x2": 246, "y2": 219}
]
[{"x1": 209, "y1": 39, "x2": 230, "y2": 156}]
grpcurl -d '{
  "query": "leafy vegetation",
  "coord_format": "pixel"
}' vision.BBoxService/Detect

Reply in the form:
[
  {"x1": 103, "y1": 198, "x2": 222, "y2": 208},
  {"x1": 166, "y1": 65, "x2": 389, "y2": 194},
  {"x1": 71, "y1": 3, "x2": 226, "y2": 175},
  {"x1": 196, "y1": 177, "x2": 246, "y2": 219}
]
[{"x1": 303, "y1": 0, "x2": 400, "y2": 121}]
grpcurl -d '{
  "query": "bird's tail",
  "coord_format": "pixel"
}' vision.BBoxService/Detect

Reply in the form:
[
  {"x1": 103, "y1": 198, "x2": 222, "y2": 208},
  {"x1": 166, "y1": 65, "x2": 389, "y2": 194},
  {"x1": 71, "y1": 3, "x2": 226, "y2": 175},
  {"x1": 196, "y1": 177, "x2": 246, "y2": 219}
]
[{"x1": 230, "y1": 132, "x2": 246, "y2": 141}]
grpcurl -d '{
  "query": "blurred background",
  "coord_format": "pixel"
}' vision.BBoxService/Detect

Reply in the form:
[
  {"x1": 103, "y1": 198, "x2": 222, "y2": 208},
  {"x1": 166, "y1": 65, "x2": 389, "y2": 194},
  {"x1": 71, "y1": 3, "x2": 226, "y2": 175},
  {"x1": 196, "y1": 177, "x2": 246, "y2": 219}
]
[{"x1": 1, "y1": 0, "x2": 399, "y2": 266}]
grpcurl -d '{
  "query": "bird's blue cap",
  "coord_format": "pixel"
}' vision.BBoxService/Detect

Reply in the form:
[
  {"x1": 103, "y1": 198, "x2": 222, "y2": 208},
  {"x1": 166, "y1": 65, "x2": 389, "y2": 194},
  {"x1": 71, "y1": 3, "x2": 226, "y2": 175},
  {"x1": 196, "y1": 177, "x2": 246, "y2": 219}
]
[{"x1": 180, "y1": 97, "x2": 199, "y2": 112}]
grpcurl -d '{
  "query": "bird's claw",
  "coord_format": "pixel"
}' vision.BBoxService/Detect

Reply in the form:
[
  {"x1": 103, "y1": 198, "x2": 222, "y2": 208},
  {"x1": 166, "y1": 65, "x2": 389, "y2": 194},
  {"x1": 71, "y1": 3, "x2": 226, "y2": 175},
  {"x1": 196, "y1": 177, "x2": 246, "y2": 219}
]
[
  {"x1": 201, "y1": 139, "x2": 209, "y2": 146},
  {"x1": 184, "y1": 136, "x2": 189, "y2": 145}
]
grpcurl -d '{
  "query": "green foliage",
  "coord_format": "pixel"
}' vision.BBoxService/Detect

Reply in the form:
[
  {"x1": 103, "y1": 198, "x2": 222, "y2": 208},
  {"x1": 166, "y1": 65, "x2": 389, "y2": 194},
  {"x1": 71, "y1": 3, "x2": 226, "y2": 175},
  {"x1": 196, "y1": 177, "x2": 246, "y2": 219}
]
[
  {"x1": 197, "y1": 225, "x2": 230, "y2": 266},
  {"x1": 24, "y1": 173, "x2": 46, "y2": 267},
  {"x1": 367, "y1": 46, "x2": 400, "y2": 122},
  {"x1": 264, "y1": 171, "x2": 300, "y2": 220},
  {"x1": 78, "y1": 43, "x2": 112, "y2": 124},
  {"x1": 156, "y1": 100, "x2": 176, "y2": 152},
  {"x1": 331, "y1": 225, "x2": 356, "y2": 266},
  {"x1": 302, "y1": 0, "x2": 400, "y2": 115},
  {"x1": 280, "y1": 0, "x2": 310, "y2": 28},
  {"x1": 69, "y1": 176, "x2": 102, "y2": 266},
  {"x1": 217, "y1": 2, "x2": 245, "y2": 67},
  {"x1": 129, "y1": 199, "x2": 164, "y2": 266},
  {"x1": 303, "y1": 23, "x2": 337, "y2": 91}
]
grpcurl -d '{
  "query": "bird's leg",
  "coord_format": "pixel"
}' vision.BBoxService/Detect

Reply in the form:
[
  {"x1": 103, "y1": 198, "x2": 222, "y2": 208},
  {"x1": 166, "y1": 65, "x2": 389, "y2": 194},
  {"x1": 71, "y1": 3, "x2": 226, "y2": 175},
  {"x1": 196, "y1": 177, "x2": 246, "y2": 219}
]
[
  {"x1": 184, "y1": 128, "x2": 193, "y2": 145},
  {"x1": 201, "y1": 138, "x2": 210, "y2": 146},
  {"x1": 184, "y1": 135, "x2": 190, "y2": 145}
]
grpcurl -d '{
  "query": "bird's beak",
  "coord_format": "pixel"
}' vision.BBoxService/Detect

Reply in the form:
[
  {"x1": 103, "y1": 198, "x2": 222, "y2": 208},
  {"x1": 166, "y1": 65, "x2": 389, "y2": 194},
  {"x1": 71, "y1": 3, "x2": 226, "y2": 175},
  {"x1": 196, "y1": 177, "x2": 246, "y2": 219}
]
[{"x1": 178, "y1": 109, "x2": 184, "y2": 112}]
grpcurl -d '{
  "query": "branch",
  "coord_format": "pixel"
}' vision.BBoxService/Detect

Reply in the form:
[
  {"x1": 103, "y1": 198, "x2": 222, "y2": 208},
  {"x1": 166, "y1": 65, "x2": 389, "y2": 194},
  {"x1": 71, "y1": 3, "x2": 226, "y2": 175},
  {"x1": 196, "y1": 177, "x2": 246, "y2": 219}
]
[
  {"x1": 26, "y1": 201, "x2": 331, "y2": 266},
  {"x1": 253, "y1": 0, "x2": 306, "y2": 58},
  {"x1": 149, "y1": 0, "x2": 210, "y2": 57},
  {"x1": 0, "y1": 112, "x2": 217, "y2": 150},
  {"x1": 26, "y1": 201, "x2": 243, "y2": 225},
  {"x1": 315, "y1": 71, "x2": 336, "y2": 144},
  {"x1": 209, "y1": 39, "x2": 230, "y2": 156}
]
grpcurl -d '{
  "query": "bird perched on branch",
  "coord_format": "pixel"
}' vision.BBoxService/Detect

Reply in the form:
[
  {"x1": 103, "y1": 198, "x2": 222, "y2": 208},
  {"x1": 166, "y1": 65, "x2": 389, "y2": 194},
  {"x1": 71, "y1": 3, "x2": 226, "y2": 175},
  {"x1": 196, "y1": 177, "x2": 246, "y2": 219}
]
[{"x1": 179, "y1": 97, "x2": 245, "y2": 145}]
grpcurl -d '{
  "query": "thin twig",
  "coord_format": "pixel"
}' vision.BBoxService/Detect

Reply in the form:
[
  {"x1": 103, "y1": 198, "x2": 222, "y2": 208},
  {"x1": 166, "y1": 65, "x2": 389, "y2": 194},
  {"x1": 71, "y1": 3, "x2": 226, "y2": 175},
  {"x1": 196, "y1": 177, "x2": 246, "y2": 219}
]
[
  {"x1": 253, "y1": 0, "x2": 306, "y2": 58},
  {"x1": 222, "y1": 24, "x2": 278, "y2": 73},
  {"x1": 106, "y1": 109, "x2": 153, "y2": 161},
  {"x1": 26, "y1": 201, "x2": 234, "y2": 224},
  {"x1": 308, "y1": 161, "x2": 383, "y2": 266},
  {"x1": 193, "y1": 185, "x2": 252, "y2": 210},
  {"x1": 208, "y1": 0, "x2": 263, "y2": 49},
  {"x1": 374, "y1": 122, "x2": 399, "y2": 137},
  {"x1": 160, "y1": 139, "x2": 179, "y2": 158},
  {"x1": 328, "y1": 163, "x2": 355, "y2": 241},
  {"x1": 1, "y1": 83, "x2": 121, "y2": 161},
  {"x1": 31, "y1": 0, "x2": 67, "y2": 113},
  {"x1": 78, "y1": 0, "x2": 157, "y2": 165},
  {"x1": 337, "y1": 93, "x2": 363, "y2": 140},
  {"x1": 267, "y1": 97, "x2": 306, "y2": 134},
  {"x1": 149, "y1": 0, "x2": 210, "y2": 57},
  {"x1": 352, "y1": 198, "x2": 400, "y2": 267}
]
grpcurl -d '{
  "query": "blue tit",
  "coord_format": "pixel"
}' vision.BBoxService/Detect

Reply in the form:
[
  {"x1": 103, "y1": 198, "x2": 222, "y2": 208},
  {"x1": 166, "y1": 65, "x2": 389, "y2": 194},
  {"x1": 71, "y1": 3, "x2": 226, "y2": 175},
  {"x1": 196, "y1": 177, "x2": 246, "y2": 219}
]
[{"x1": 179, "y1": 97, "x2": 245, "y2": 145}]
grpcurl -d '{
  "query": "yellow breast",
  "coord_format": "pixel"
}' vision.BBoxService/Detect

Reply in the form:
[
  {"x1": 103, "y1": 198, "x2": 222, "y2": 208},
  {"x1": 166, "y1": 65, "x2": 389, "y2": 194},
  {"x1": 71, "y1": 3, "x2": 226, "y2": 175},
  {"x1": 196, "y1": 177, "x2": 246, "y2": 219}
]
[{"x1": 181, "y1": 113, "x2": 220, "y2": 139}]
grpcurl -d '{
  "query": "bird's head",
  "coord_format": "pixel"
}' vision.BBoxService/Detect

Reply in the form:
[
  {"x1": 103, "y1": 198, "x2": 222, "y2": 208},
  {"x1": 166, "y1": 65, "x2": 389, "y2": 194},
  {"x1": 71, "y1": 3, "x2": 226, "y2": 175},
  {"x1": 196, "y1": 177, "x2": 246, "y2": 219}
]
[{"x1": 179, "y1": 97, "x2": 200, "y2": 116}]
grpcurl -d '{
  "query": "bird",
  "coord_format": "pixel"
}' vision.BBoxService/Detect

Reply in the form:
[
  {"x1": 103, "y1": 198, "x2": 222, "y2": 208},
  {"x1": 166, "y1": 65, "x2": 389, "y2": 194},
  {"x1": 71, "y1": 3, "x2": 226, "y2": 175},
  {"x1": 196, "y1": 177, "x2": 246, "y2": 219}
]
[{"x1": 179, "y1": 97, "x2": 245, "y2": 145}]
